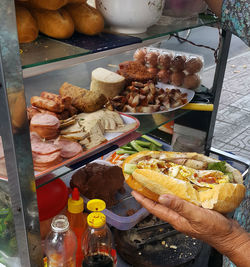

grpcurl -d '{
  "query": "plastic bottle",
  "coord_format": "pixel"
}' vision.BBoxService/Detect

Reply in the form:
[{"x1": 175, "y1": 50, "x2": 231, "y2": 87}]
[
  {"x1": 82, "y1": 199, "x2": 116, "y2": 267},
  {"x1": 66, "y1": 188, "x2": 88, "y2": 267},
  {"x1": 44, "y1": 214, "x2": 77, "y2": 267}
]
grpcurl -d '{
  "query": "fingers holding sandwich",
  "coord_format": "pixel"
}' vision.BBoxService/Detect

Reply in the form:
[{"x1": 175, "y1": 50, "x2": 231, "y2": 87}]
[{"x1": 132, "y1": 191, "x2": 234, "y2": 246}]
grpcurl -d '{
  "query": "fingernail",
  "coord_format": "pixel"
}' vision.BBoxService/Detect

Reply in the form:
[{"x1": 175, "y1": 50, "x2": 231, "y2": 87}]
[{"x1": 159, "y1": 195, "x2": 172, "y2": 206}]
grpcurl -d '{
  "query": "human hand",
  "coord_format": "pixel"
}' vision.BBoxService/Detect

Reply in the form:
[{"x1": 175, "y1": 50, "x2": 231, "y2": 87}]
[{"x1": 131, "y1": 191, "x2": 246, "y2": 257}]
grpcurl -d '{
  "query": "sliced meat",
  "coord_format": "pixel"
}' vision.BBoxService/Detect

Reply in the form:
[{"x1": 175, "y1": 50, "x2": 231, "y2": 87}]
[
  {"x1": 31, "y1": 113, "x2": 60, "y2": 127},
  {"x1": 30, "y1": 114, "x2": 60, "y2": 140},
  {"x1": 27, "y1": 106, "x2": 41, "y2": 120},
  {"x1": 54, "y1": 139, "x2": 83, "y2": 158},
  {"x1": 30, "y1": 125, "x2": 59, "y2": 140},
  {"x1": 30, "y1": 132, "x2": 42, "y2": 143},
  {"x1": 32, "y1": 151, "x2": 62, "y2": 165},
  {"x1": 31, "y1": 140, "x2": 60, "y2": 155},
  {"x1": 32, "y1": 150, "x2": 62, "y2": 172}
]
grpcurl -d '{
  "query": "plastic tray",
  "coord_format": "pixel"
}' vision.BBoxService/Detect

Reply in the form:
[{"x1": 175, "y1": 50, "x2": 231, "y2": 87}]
[{"x1": 61, "y1": 136, "x2": 172, "y2": 230}]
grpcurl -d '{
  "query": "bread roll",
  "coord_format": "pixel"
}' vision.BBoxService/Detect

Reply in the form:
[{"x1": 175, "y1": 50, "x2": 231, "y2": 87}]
[
  {"x1": 28, "y1": 0, "x2": 68, "y2": 10},
  {"x1": 32, "y1": 8, "x2": 74, "y2": 39},
  {"x1": 122, "y1": 151, "x2": 246, "y2": 213},
  {"x1": 16, "y1": 5, "x2": 38, "y2": 43},
  {"x1": 65, "y1": 3, "x2": 104, "y2": 35}
]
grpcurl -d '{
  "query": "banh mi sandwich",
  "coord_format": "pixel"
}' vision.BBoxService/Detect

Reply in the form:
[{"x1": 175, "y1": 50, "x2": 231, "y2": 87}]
[{"x1": 122, "y1": 151, "x2": 246, "y2": 213}]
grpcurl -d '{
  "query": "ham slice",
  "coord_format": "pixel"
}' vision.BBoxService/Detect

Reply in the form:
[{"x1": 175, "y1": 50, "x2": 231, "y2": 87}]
[
  {"x1": 31, "y1": 140, "x2": 60, "y2": 155},
  {"x1": 31, "y1": 113, "x2": 60, "y2": 127},
  {"x1": 30, "y1": 113, "x2": 60, "y2": 140},
  {"x1": 32, "y1": 151, "x2": 62, "y2": 172},
  {"x1": 54, "y1": 139, "x2": 83, "y2": 158}
]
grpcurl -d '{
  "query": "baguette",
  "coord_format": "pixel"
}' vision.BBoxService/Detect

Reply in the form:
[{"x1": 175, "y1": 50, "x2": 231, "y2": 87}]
[
  {"x1": 28, "y1": 0, "x2": 68, "y2": 10},
  {"x1": 32, "y1": 8, "x2": 74, "y2": 39},
  {"x1": 65, "y1": 3, "x2": 104, "y2": 35},
  {"x1": 122, "y1": 151, "x2": 246, "y2": 213},
  {"x1": 16, "y1": 5, "x2": 39, "y2": 43},
  {"x1": 28, "y1": 0, "x2": 86, "y2": 10}
]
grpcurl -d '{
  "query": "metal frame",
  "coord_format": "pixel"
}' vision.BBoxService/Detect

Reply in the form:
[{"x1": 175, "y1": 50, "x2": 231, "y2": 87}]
[
  {"x1": 205, "y1": 29, "x2": 232, "y2": 153},
  {"x1": 0, "y1": 2, "x2": 239, "y2": 265},
  {"x1": 0, "y1": 1, "x2": 42, "y2": 266}
]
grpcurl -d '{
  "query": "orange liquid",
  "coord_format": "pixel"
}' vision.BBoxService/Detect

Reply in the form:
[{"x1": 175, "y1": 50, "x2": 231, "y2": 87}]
[{"x1": 67, "y1": 212, "x2": 88, "y2": 267}]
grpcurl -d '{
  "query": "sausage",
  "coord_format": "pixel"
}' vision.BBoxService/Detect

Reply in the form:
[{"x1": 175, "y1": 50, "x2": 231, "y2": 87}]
[
  {"x1": 31, "y1": 96, "x2": 65, "y2": 113},
  {"x1": 40, "y1": 91, "x2": 72, "y2": 109}
]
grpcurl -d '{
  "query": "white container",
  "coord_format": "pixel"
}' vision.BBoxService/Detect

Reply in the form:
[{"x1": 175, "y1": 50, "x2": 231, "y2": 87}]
[{"x1": 96, "y1": 0, "x2": 166, "y2": 34}]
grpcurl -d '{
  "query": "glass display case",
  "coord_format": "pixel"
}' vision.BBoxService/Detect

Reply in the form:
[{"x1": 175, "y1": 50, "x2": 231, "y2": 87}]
[{"x1": 0, "y1": 1, "x2": 248, "y2": 266}]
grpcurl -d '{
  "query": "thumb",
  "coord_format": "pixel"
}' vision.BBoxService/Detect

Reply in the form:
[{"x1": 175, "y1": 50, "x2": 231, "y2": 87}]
[{"x1": 159, "y1": 194, "x2": 201, "y2": 221}]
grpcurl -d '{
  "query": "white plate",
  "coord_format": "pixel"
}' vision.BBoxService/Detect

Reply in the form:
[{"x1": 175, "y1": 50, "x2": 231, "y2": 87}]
[{"x1": 123, "y1": 83, "x2": 195, "y2": 115}]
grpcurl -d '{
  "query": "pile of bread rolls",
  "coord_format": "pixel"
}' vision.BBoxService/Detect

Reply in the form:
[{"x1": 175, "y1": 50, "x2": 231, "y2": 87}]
[{"x1": 15, "y1": 0, "x2": 104, "y2": 43}]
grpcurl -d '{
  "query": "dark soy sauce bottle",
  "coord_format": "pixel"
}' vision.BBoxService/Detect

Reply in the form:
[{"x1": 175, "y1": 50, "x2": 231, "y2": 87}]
[{"x1": 82, "y1": 199, "x2": 115, "y2": 267}]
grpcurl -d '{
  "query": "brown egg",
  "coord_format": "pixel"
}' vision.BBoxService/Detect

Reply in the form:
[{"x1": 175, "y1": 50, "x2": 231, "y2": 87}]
[
  {"x1": 171, "y1": 72, "x2": 185, "y2": 86},
  {"x1": 171, "y1": 55, "x2": 186, "y2": 72},
  {"x1": 147, "y1": 67, "x2": 159, "y2": 76},
  {"x1": 157, "y1": 69, "x2": 172, "y2": 84},
  {"x1": 133, "y1": 48, "x2": 147, "y2": 65},
  {"x1": 183, "y1": 74, "x2": 201, "y2": 89},
  {"x1": 145, "y1": 51, "x2": 159, "y2": 67},
  {"x1": 158, "y1": 53, "x2": 172, "y2": 69},
  {"x1": 185, "y1": 57, "x2": 203, "y2": 74}
]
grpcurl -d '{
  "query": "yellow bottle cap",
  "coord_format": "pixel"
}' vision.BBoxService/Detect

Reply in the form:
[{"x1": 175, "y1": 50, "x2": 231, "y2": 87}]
[
  {"x1": 87, "y1": 199, "x2": 106, "y2": 212},
  {"x1": 87, "y1": 199, "x2": 106, "y2": 228},
  {"x1": 68, "y1": 188, "x2": 84, "y2": 214},
  {"x1": 87, "y1": 212, "x2": 106, "y2": 228}
]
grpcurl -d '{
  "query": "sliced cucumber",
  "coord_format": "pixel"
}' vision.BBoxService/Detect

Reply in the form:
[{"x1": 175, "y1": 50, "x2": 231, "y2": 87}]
[
  {"x1": 124, "y1": 163, "x2": 137, "y2": 174},
  {"x1": 135, "y1": 140, "x2": 151, "y2": 147},
  {"x1": 141, "y1": 135, "x2": 162, "y2": 147},
  {"x1": 130, "y1": 140, "x2": 148, "y2": 152},
  {"x1": 116, "y1": 149, "x2": 136, "y2": 155}
]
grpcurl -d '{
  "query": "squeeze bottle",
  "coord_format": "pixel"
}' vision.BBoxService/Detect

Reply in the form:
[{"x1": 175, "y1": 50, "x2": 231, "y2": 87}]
[{"x1": 67, "y1": 187, "x2": 88, "y2": 267}]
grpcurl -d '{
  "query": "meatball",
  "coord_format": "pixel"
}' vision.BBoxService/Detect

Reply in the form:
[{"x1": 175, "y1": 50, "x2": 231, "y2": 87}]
[
  {"x1": 185, "y1": 57, "x2": 203, "y2": 74},
  {"x1": 157, "y1": 69, "x2": 172, "y2": 84},
  {"x1": 145, "y1": 51, "x2": 159, "y2": 67},
  {"x1": 171, "y1": 72, "x2": 185, "y2": 86},
  {"x1": 158, "y1": 53, "x2": 172, "y2": 69},
  {"x1": 133, "y1": 48, "x2": 147, "y2": 65},
  {"x1": 171, "y1": 55, "x2": 186, "y2": 72},
  {"x1": 183, "y1": 74, "x2": 201, "y2": 89}
]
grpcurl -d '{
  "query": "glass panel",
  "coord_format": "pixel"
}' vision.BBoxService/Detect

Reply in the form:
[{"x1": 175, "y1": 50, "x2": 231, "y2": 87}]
[
  {"x1": 131, "y1": 14, "x2": 218, "y2": 41},
  {"x1": 136, "y1": 109, "x2": 190, "y2": 134},
  {"x1": 21, "y1": 14, "x2": 218, "y2": 70},
  {"x1": 20, "y1": 36, "x2": 89, "y2": 69}
]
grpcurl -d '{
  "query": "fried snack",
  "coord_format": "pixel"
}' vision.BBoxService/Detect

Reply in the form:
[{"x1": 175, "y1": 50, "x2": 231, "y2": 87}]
[
  {"x1": 59, "y1": 82, "x2": 107, "y2": 113},
  {"x1": 117, "y1": 61, "x2": 156, "y2": 85}
]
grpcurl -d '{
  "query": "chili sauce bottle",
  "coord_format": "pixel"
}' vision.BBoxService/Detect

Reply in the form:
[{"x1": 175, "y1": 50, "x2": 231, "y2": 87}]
[{"x1": 66, "y1": 188, "x2": 88, "y2": 267}]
